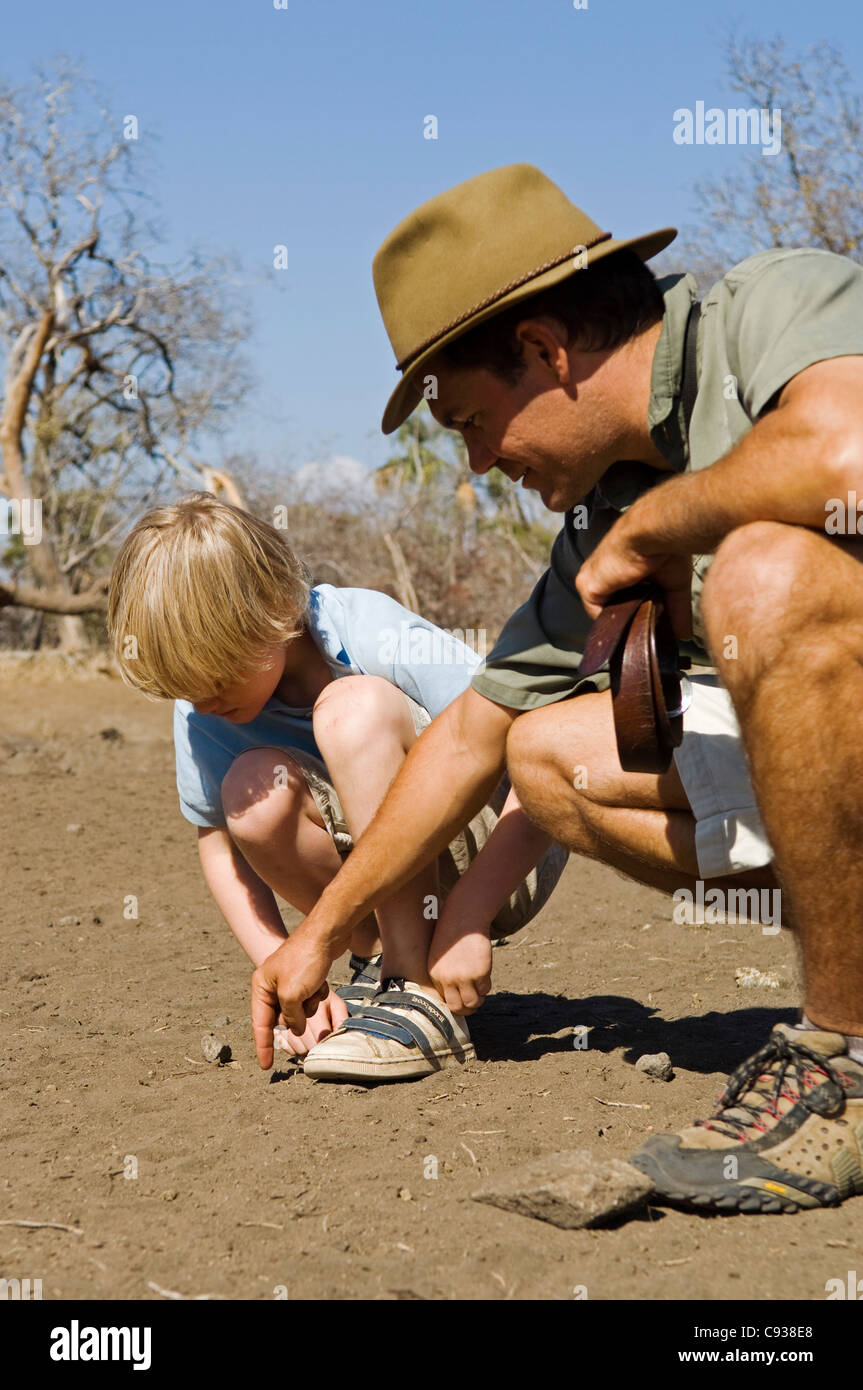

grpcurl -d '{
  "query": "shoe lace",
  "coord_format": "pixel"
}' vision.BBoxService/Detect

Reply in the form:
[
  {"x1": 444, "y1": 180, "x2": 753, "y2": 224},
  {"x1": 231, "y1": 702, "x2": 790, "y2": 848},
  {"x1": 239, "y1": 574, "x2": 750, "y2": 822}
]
[{"x1": 697, "y1": 1032, "x2": 847, "y2": 1142}]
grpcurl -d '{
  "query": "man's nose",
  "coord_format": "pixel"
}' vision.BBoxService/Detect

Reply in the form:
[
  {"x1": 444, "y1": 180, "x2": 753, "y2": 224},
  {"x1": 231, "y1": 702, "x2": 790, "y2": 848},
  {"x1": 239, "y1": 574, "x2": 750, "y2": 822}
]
[{"x1": 466, "y1": 438, "x2": 499, "y2": 475}]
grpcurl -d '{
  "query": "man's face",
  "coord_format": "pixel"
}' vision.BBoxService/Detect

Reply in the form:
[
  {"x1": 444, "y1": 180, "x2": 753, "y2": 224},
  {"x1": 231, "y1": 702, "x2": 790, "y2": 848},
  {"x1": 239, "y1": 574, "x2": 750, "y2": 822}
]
[
  {"x1": 425, "y1": 333, "x2": 624, "y2": 512},
  {"x1": 191, "y1": 645, "x2": 285, "y2": 723}
]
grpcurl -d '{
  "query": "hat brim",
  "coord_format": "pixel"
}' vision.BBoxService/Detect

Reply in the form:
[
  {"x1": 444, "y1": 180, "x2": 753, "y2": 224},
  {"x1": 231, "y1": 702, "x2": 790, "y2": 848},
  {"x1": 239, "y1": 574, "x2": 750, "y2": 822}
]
[{"x1": 380, "y1": 226, "x2": 677, "y2": 435}]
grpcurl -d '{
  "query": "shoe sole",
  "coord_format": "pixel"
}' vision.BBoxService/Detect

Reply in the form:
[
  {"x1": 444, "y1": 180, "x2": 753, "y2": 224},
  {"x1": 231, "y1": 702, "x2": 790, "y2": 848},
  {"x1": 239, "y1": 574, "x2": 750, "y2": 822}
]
[
  {"x1": 304, "y1": 1043, "x2": 476, "y2": 1083},
  {"x1": 631, "y1": 1155, "x2": 834, "y2": 1215}
]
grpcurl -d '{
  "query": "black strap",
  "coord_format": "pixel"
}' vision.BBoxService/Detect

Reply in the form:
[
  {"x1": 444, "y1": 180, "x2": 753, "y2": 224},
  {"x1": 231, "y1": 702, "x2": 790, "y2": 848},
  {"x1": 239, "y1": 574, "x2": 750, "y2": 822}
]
[{"x1": 681, "y1": 299, "x2": 702, "y2": 436}]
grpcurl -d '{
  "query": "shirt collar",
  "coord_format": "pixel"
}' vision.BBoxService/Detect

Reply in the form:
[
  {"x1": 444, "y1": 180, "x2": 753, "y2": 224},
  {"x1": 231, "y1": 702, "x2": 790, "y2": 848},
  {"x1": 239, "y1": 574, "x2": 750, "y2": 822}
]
[{"x1": 592, "y1": 271, "x2": 698, "y2": 512}]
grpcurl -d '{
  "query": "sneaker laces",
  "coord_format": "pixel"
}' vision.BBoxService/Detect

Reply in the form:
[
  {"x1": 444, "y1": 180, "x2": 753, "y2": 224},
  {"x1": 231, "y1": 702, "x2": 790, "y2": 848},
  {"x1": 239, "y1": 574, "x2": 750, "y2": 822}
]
[{"x1": 697, "y1": 1031, "x2": 847, "y2": 1142}]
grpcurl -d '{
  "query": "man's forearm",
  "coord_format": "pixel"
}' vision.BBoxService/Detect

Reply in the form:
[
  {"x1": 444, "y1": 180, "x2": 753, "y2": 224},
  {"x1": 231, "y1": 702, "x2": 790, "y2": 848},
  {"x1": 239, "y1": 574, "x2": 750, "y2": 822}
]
[{"x1": 306, "y1": 689, "x2": 512, "y2": 955}]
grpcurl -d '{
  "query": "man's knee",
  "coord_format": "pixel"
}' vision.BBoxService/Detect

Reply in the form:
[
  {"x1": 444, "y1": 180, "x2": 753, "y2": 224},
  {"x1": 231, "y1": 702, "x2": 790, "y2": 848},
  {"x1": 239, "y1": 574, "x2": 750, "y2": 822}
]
[
  {"x1": 313, "y1": 674, "x2": 408, "y2": 750},
  {"x1": 703, "y1": 521, "x2": 863, "y2": 684},
  {"x1": 702, "y1": 522, "x2": 824, "y2": 661},
  {"x1": 221, "y1": 747, "x2": 306, "y2": 840},
  {"x1": 506, "y1": 696, "x2": 618, "y2": 808}
]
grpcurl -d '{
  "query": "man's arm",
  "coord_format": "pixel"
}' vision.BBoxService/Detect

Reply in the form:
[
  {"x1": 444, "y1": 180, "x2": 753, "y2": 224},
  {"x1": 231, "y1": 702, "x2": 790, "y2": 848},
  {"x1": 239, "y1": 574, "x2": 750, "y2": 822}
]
[
  {"x1": 577, "y1": 357, "x2": 863, "y2": 621},
  {"x1": 251, "y1": 685, "x2": 515, "y2": 1063}
]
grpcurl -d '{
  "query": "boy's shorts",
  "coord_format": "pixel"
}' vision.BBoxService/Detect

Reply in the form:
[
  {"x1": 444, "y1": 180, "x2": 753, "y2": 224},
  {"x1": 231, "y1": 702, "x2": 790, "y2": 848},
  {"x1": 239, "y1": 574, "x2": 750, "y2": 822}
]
[
  {"x1": 673, "y1": 673, "x2": 773, "y2": 880},
  {"x1": 284, "y1": 695, "x2": 568, "y2": 937}
]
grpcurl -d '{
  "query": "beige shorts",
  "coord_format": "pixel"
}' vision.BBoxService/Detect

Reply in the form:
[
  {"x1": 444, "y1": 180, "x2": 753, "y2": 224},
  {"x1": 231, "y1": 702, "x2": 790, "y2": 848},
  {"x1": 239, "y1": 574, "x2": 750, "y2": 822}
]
[
  {"x1": 284, "y1": 696, "x2": 568, "y2": 937},
  {"x1": 673, "y1": 673, "x2": 774, "y2": 879}
]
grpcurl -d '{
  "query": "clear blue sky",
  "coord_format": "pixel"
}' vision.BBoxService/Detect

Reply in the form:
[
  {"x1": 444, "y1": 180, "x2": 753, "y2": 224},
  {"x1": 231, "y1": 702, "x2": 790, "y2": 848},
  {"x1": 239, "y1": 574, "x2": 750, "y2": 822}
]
[{"x1": 3, "y1": 0, "x2": 862, "y2": 478}]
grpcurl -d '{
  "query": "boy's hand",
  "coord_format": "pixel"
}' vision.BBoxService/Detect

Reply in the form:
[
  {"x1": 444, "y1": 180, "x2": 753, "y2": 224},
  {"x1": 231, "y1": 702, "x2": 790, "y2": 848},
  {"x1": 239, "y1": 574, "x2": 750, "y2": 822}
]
[
  {"x1": 251, "y1": 930, "x2": 335, "y2": 1068},
  {"x1": 428, "y1": 926, "x2": 493, "y2": 1016},
  {"x1": 273, "y1": 990, "x2": 348, "y2": 1058}
]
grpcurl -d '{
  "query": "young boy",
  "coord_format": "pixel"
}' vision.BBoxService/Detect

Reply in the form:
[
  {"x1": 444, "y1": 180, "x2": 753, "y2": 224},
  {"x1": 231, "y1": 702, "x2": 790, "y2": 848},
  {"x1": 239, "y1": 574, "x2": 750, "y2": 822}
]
[{"x1": 108, "y1": 493, "x2": 567, "y2": 1081}]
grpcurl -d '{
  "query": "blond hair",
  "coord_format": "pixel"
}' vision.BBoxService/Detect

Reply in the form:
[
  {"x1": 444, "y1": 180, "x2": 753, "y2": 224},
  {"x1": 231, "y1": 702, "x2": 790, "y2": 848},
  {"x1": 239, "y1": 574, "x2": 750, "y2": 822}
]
[{"x1": 108, "y1": 493, "x2": 310, "y2": 701}]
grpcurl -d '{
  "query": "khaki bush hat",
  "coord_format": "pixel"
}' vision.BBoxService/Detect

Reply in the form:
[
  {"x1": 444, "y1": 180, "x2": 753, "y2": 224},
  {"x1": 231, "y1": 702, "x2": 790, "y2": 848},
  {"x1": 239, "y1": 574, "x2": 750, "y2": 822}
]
[{"x1": 374, "y1": 163, "x2": 676, "y2": 434}]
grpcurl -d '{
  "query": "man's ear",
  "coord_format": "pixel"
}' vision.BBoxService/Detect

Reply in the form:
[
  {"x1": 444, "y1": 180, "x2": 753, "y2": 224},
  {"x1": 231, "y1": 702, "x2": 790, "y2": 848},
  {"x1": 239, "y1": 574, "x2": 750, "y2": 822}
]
[{"x1": 514, "y1": 317, "x2": 571, "y2": 383}]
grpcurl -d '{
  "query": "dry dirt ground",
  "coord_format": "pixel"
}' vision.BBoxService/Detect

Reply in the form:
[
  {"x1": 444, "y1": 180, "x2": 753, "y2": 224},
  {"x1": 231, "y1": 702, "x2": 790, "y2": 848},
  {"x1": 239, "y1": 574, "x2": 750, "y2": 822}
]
[{"x1": 2, "y1": 660, "x2": 861, "y2": 1303}]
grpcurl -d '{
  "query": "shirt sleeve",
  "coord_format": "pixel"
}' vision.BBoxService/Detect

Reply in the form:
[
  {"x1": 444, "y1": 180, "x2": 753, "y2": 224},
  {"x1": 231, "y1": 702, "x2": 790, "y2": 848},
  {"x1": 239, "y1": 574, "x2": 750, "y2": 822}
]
[
  {"x1": 326, "y1": 587, "x2": 480, "y2": 719},
  {"x1": 173, "y1": 700, "x2": 229, "y2": 828},
  {"x1": 726, "y1": 249, "x2": 863, "y2": 419},
  {"x1": 471, "y1": 517, "x2": 606, "y2": 711}
]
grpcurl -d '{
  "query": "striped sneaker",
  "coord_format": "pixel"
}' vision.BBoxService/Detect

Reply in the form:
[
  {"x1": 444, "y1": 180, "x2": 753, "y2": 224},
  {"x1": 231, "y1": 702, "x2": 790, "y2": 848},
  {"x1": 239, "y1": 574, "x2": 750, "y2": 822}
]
[
  {"x1": 630, "y1": 1023, "x2": 863, "y2": 1214},
  {"x1": 304, "y1": 977, "x2": 475, "y2": 1082},
  {"x1": 335, "y1": 952, "x2": 383, "y2": 1013}
]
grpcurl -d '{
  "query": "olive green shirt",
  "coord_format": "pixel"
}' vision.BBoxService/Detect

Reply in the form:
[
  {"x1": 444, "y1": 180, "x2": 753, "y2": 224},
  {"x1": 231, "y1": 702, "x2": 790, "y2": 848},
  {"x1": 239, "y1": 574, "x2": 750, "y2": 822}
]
[{"x1": 472, "y1": 247, "x2": 863, "y2": 711}]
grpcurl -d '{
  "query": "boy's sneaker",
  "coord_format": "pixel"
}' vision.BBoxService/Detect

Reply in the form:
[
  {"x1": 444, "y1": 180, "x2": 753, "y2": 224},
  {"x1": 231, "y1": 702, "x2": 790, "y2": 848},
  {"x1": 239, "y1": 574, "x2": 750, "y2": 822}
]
[
  {"x1": 630, "y1": 1023, "x2": 863, "y2": 1213},
  {"x1": 304, "y1": 977, "x2": 475, "y2": 1082},
  {"x1": 335, "y1": 952, "x2": 383, "y2": 1013}
]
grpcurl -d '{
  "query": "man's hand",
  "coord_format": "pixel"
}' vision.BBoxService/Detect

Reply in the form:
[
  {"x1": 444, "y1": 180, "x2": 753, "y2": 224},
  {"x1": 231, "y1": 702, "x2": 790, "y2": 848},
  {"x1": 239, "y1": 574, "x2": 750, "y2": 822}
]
[
  {"x1": 576, "y1": 511, "x2": 693, "y2": 639},
  {"x1": 273, "y1": 990, "x2": 348, "y2": 1059},
  {"x1": 251, "y1": 929, "x2": 335, "y2": 1068},
  {"x1": 428, "y1": 925, "x2": 493, "y2": 1016}
]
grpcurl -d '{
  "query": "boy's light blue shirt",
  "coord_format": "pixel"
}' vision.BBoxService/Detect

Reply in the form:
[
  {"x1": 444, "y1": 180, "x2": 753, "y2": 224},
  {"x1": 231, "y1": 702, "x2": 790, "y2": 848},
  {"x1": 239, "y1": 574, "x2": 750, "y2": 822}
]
[{"x1": 174, "y1": 584, "x2": 481, "y2": 828}]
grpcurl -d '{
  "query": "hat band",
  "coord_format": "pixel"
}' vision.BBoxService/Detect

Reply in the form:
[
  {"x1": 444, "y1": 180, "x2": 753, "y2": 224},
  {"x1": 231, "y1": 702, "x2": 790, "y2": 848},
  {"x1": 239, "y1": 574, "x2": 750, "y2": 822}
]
[{"x1": 396, "y1": 230, "x2": 612, "y2": 372}]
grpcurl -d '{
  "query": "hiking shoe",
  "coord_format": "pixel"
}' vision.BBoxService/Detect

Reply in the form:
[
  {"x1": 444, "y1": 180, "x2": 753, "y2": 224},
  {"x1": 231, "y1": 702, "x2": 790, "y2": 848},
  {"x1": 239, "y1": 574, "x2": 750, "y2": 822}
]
[
  {"x1": 303, "y1": 977, "x2": 475, "y2": 1082},
  {"x1": 630, "y1": 1023, "x2": 863, "y2": 1214}
]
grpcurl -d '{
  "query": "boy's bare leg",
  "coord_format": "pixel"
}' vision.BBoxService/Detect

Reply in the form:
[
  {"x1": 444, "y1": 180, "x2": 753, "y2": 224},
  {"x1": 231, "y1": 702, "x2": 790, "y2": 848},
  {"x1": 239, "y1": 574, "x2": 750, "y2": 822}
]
[
  {"x1": 221, "y1": 750, "x2": 380, "y2": 958},
  {"x1": 505, "y1": 688, "x2": 781, "y2": 903},
  {"x1": 312, "y1": 676, "x2": 438, "y2": 986}
]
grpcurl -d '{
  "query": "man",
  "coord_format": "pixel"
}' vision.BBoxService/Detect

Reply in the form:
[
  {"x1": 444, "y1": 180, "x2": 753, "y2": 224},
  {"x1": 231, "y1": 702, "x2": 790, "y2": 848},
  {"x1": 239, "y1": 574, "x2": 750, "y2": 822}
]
[{"x1": 252, "y1": 163, "x2": 863, "y2": 1215}]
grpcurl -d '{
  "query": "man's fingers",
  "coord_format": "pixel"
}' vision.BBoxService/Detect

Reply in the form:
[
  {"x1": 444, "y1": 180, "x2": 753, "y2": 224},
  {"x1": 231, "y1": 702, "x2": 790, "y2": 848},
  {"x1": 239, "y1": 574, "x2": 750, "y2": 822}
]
[{"x1": 250, "y1": 966, "x2": 278, "y2": 1070}]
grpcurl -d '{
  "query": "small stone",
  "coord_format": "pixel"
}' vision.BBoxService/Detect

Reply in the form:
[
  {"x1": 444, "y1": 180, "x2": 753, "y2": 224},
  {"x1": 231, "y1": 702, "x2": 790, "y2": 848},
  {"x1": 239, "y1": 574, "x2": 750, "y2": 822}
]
[
  {"x1": 635, "y1": 1051, "x2": 674, "y2": 1081},
  {"x1": 398, "y1": 1187, "x2": 413, "y2": 1202},
  {"x1": 473, "y1": 1150, "x2": 653, "y2": 1229},
  {"x1": 57, "y1": 915, "x2": 81, "y2": 928},
  {"x1": 66, "y1": 824, "x2": 82, "y2": 833},
  {"x1": 211, "y1": 1015, "x2": 230, "y2": 1027},
  {"x1": 160, "y1": 1189, "x2": 178, "y2": 1202},
  {"x1": 340, "y1": 1084, "x2": 366, "y2": 1095},
  {"x1": 201, "y1": 1034, "x2": 232, "y2": 1064}
]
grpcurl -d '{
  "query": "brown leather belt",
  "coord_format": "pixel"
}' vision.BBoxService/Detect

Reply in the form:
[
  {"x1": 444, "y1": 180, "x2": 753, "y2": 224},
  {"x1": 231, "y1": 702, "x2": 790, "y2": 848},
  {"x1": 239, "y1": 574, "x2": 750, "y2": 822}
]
[{"x1": 579, "y1": 583, "x2": 688, "y2": 774}]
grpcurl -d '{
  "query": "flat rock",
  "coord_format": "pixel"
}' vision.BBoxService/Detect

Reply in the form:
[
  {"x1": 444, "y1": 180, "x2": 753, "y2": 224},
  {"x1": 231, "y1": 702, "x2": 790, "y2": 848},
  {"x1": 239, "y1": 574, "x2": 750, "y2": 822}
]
[{"x1": 472, "y1": 1150, "x2": 654, "y2": 1229}]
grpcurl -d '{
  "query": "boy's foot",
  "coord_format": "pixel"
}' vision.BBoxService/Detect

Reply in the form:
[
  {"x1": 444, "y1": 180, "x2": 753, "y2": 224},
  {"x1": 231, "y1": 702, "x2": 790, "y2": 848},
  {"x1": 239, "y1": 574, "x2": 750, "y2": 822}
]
[
  {"x1": 335, "y1": 952, "x2": 383, "y2": 1013},
  {"x1": 630, "y1": 1023, "x2": 863, "y2": 1213},
  {"x1": 303, "y1": 977, "x2": 475, "y2": 1082}
]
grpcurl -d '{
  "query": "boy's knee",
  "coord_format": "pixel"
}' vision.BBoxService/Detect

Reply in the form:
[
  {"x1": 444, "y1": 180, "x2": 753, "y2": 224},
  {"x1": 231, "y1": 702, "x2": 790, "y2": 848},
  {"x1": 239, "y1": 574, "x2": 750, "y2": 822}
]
[
  {"x1": 221, "y1": 747, "x2": 306, "y2": 837},
  {"x1": 313, "y1": 674, "x2": 410, "y2": 748}
]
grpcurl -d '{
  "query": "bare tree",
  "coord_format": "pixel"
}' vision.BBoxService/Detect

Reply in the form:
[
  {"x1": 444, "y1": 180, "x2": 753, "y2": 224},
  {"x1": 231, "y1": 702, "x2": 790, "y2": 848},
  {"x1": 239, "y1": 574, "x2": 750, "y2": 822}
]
[
  {"x1": 659, "y1": 37, "x2": 863, "y2": 286},
  {"x1": 0, "y1": 62, "x2": 249, "y2": 648}
]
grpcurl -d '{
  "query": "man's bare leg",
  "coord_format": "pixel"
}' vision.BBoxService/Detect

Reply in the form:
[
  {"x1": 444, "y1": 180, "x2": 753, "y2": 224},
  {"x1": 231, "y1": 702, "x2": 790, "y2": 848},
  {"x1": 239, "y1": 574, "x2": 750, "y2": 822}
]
[
  {"x1": 312, "y1": 676, "x2": 439, "y2": 986},
  {"x1": 505, "y1": 686, "x2": 780, "y2": 906},
  {"x1": 702, "y1": 520, "x2": 863, "y2": 1036}
]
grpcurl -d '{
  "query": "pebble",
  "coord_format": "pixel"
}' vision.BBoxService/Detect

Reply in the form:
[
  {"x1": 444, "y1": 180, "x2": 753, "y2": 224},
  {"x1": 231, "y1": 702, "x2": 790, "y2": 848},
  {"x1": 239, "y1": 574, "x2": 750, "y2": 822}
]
[
  {"x1": 635, "y1": 1051, "x2": 674, "y2": 1081},
  {"x1": 57, "y1": 915, "x2": 81, "y2": 927},
  {"x1": 201, "y1": 1034, "x2": 232, "y2": 1064}
]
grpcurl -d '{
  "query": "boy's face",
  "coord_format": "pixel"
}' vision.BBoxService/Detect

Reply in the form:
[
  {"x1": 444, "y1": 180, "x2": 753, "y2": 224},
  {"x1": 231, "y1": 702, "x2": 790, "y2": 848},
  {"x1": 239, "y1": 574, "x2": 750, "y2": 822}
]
[{"x1": 192, "y1": 645, "x2": 286, "y2": 723}]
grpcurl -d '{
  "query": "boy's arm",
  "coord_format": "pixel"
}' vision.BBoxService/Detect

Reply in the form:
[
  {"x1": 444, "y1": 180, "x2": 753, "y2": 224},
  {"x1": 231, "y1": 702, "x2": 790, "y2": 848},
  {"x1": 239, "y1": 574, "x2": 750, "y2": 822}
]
[
  {"x1": 251, "y1": 685, "x2": 516, "y2": 1063},
  {"x1": 428, "y1": 788, "x2": 554, "y2": 1015},
  {"x1": 197, "y1": 827, "x2": 288, "y2": 968},
  {"x1": 198, "y1": 827, "x2": 348, "y2": 1052}
]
